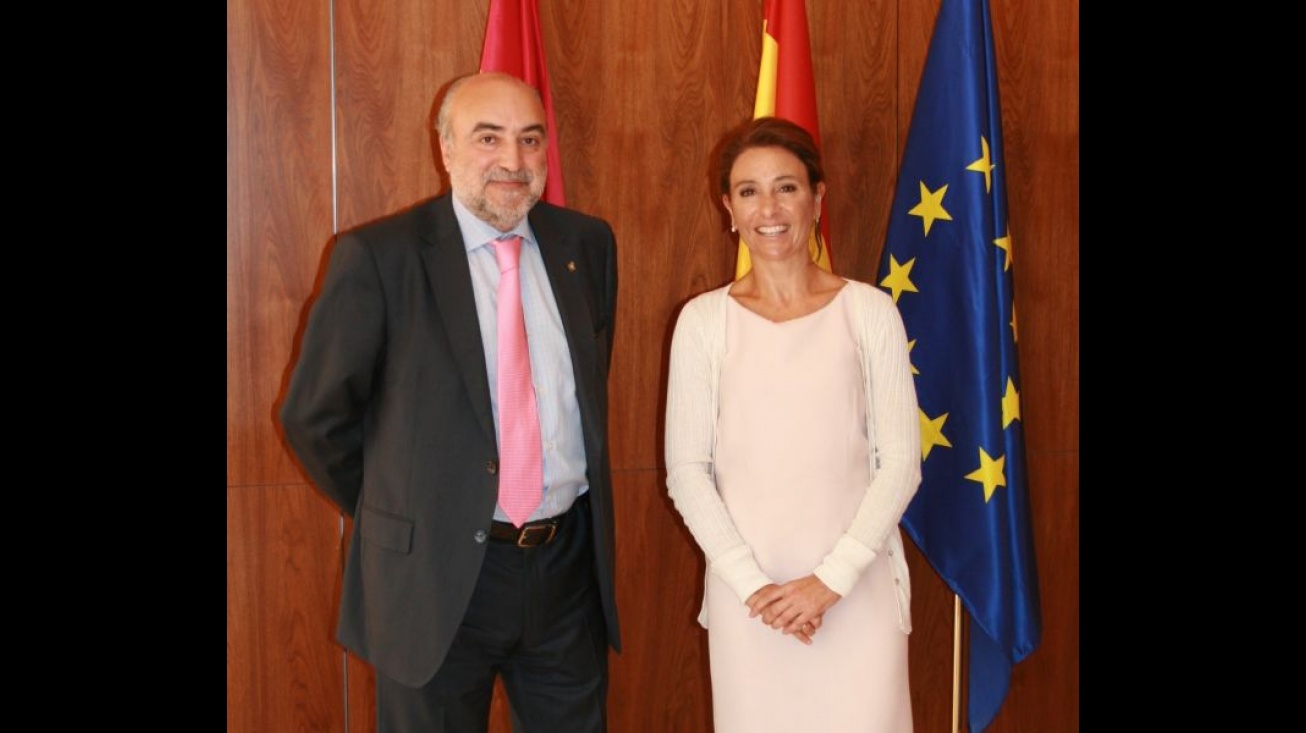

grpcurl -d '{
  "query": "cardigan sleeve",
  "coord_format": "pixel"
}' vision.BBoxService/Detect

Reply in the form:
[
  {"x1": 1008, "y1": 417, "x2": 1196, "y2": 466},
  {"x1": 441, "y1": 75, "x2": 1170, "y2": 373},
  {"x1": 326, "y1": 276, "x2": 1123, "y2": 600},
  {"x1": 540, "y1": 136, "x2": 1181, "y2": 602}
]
[
  {"x1": 812, "y1": 283, "x2": 922, "y2": 596},
  {"x1": 665, "y1": 292, "x2": 773, "y2": 605}
]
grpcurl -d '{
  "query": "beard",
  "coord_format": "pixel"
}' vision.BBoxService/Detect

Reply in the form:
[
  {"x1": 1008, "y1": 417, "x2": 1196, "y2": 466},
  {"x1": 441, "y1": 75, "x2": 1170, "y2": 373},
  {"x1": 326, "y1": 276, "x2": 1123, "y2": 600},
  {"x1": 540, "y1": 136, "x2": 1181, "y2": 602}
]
[{"x1": 451, "y1": 165, "x2": 546, "y2": 231}]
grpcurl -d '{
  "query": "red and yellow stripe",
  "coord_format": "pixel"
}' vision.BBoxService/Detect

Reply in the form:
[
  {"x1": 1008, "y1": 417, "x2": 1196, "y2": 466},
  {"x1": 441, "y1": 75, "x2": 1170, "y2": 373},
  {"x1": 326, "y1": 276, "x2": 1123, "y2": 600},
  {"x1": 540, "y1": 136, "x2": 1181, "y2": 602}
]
[{"x1": 736, "y1": 0, "x2": 832, "y2": 279}]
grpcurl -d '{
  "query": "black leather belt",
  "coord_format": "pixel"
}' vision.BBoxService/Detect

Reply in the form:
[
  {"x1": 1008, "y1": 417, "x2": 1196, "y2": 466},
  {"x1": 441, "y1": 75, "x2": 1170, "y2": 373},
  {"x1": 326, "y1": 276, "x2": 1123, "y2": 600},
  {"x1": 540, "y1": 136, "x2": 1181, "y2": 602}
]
[
  {"x1": 489, "y1": 517, "x2": 561, "y2": 547},
  {"x1": 488, "y1": 495, "x2": 586, "y2": 547}
]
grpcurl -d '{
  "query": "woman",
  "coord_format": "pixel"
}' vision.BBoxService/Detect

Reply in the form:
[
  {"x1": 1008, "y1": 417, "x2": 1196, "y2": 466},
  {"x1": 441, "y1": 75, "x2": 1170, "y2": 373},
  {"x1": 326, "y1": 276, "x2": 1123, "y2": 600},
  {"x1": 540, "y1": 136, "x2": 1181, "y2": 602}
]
[{"x1": 665, "y1": 117, "x2": 921, "y2": 732}]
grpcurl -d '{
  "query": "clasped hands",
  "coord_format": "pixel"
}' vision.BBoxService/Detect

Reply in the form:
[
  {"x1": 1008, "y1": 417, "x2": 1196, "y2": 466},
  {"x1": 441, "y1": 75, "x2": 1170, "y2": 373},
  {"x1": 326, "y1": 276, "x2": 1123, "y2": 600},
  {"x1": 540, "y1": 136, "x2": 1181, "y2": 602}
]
[{"x1": 745, "y1": 574, "x2": 839, "y2": 646}]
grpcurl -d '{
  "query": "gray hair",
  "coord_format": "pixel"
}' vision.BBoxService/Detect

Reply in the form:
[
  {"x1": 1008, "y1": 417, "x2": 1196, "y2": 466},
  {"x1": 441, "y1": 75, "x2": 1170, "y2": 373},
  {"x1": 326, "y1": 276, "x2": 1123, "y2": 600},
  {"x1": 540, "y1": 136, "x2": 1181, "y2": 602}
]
[{"x1": 435, "y1": 74, "x2": 474, "y2": 144}]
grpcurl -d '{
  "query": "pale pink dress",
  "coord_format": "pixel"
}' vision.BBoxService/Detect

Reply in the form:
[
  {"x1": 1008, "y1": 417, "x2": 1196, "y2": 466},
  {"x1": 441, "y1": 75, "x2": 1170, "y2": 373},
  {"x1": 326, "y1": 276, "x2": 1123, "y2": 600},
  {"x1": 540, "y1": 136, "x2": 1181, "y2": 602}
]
[{"x1": 708, "y1": 287, "x2": 912, "y2": 733}]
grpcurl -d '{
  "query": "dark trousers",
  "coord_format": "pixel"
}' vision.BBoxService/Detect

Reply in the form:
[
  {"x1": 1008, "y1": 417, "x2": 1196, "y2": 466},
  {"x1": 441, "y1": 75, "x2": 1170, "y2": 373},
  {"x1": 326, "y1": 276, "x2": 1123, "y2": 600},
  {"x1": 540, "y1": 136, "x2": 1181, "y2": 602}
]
[{"x1": 376, "y1": 496, "x2": 608, "y2": 733}]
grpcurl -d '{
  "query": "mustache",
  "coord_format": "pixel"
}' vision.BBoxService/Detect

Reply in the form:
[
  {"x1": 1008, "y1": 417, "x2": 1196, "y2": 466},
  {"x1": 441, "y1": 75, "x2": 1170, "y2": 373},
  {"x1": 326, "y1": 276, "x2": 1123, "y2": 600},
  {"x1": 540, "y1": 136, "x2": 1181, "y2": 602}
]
[{"x1": 485, "y1": 168, "x2": 533, "y2": 184}]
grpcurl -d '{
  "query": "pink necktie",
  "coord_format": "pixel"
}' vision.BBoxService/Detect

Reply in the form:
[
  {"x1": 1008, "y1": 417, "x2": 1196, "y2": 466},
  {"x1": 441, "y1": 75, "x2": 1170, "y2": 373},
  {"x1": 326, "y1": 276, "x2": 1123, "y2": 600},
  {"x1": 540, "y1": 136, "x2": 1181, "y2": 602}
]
[{"x1": 493, "y1": 235, "x2": 543, "y2": 527}]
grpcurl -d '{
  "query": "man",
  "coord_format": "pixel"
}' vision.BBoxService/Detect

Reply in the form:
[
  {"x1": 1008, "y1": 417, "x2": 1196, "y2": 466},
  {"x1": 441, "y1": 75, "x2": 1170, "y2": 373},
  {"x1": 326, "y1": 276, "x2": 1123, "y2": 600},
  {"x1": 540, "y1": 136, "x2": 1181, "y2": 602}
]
[{"x1": 280, "y1": 71, "x2": 620, "y2": 733}]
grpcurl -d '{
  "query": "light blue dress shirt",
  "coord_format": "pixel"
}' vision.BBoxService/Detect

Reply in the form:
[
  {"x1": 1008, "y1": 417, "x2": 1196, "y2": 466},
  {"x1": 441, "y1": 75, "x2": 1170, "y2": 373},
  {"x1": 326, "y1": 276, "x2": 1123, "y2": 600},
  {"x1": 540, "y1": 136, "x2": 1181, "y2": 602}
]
[{"x1": 452, "y1": 196, "x2": 588, "y2": 522}]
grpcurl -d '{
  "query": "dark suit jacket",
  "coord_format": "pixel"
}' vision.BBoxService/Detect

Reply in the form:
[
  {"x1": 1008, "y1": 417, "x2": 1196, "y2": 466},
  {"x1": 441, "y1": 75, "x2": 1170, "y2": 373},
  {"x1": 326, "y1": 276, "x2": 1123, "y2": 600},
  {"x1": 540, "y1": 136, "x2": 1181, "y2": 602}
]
[{"x1": 280, "y1": 194, "x2": 620, "y2": 687}]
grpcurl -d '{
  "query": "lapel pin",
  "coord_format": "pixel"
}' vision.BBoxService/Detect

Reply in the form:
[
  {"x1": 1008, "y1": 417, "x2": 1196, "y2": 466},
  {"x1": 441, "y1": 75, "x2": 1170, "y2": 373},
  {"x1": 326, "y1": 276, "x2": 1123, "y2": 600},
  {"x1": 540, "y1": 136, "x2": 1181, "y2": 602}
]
[{"x1": 566, "y1": 261, "x2": 576, "y2": 272}]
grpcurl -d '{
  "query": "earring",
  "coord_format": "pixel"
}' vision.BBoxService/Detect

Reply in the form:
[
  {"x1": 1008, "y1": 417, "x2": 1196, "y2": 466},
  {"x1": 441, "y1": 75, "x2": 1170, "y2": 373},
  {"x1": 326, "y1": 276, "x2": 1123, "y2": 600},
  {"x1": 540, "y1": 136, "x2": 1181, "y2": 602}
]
[{"x1": 730, "y1": 223, "x2": 736, "y2": 233}]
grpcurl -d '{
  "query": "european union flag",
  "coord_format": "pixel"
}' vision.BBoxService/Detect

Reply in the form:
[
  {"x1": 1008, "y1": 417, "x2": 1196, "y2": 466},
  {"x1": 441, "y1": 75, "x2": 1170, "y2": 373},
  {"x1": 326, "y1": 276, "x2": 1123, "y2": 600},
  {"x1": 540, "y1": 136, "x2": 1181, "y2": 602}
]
[{"x1": 875, "y1": 0, "x2": 1042, "y2": 729}]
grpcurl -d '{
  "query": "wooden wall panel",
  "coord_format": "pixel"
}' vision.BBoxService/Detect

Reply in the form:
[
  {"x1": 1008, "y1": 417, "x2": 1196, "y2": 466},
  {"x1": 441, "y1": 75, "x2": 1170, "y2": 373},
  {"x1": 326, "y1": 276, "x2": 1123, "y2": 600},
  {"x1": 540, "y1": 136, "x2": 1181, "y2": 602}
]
[
  {"x1": 228, "y1": 0, "x2": 1078, "y2": 730},
  {"x1": 346, "y1": 654, "x2": 376, "y2": 733},
  {"x1": 226, "y1": 0, "x2": 334, "y2": 487},
  {"x1": 993, "y1": 0, "x2": 1080, "y2": 456},
  {"x1": 333, "y1": 0, "x2": 486, "y2": 231},
  {"x1": 897, "y1": 0, "x2": 944, "y2": 152},
  {"x1": 902, "y1": 456, "x2": 1080, "y2": 733},
  {"x1": 987, "y1": 451, "x2": 1079, "y2": 732},
  {"x1": 227, "y1": 486, "x2": 345, "y2": 733},
  {"x1": 904, "y1": 537, "x2": 967, "y2": 732},
  {"x1": 985, "y1": 1, "x2": 1080, "y2": 727},
  {"x1": 227, "y1": 0, "x2": 344, "y2": 726},
  {"x1": 609, "y1": 471, "x2": 713, "y2": 732},
  {"x1": 809, "y1": 0, "x2": 898, "y2": 281},
  {"x1": 558, "y1": 0, "x2": 765, "y2": 473}
]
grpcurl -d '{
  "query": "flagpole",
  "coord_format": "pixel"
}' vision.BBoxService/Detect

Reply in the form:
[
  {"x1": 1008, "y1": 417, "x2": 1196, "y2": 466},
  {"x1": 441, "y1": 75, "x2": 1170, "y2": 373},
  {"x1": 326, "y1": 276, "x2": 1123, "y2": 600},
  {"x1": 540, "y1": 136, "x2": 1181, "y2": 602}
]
[{"x1": 953, "y1": 594, "x2": 962, "y2": 733}]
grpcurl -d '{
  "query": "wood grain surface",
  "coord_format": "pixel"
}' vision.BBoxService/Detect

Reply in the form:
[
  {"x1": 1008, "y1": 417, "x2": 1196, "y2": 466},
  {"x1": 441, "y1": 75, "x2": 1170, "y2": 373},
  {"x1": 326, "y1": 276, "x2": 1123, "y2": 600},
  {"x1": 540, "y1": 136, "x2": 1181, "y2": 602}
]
[{"x1": 228, "y1": 0, "x2": 1078, "y2": 729}]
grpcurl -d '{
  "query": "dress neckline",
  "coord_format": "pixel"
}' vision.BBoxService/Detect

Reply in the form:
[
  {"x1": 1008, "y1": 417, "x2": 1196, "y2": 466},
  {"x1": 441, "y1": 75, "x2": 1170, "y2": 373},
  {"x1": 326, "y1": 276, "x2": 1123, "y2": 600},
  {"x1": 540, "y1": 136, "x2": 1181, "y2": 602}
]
[{"x1": 727, "y1": 282, "x2": 848, "y2": 325}]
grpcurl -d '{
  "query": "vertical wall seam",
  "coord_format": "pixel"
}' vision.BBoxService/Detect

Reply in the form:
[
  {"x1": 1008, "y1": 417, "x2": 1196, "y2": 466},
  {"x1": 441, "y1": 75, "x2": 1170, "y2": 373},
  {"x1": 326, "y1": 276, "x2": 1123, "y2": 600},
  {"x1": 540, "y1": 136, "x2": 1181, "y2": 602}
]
[{"x1": 326, "y1": 0, "x2": 348, "y2": 726}]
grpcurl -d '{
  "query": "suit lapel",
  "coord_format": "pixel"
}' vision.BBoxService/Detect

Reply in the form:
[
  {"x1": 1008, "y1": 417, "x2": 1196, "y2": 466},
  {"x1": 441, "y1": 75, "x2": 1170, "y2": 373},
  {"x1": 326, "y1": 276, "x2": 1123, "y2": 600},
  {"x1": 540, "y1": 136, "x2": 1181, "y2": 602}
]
[
  {"x1": 531, "y1": 208, "x2": 600, "y2": 439},
  {"x1": 422, "y1": 197, "x2": 497, "y2": 444}
]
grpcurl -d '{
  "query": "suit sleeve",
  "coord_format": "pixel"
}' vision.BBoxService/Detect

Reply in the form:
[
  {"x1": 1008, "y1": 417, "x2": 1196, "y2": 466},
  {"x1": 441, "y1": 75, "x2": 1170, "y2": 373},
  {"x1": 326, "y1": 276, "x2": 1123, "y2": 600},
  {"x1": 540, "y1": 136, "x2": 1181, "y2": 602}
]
[{"x1": 279, "y1": 234, "x2": 386, "y2": 517}]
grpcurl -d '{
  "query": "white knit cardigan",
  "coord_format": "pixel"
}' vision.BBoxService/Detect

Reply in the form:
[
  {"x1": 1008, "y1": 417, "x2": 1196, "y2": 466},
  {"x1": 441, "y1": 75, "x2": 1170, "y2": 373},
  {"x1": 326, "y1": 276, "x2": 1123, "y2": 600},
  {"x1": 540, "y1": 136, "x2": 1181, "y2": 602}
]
[{"x1": 664, "y1": 279, "x2": 920, "y2": 632}]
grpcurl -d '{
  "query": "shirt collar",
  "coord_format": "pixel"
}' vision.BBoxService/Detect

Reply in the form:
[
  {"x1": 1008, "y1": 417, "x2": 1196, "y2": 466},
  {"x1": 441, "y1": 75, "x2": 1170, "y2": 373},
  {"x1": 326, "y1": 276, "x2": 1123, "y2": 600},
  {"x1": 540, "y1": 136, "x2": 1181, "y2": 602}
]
[{"x1": 451, "y1": 194, "x2": 536, "y2": 253}]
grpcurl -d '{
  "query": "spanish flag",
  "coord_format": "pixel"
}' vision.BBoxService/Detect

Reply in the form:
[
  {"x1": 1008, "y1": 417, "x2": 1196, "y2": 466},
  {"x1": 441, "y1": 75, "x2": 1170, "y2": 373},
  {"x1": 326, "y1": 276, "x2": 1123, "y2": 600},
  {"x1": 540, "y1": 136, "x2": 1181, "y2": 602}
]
[
  {"x1": 736, "y1": 0, "x2": 832, "y2": 279},
  {"x1": 479, "y1": 0, "x2": 566, "y2": 206}
]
